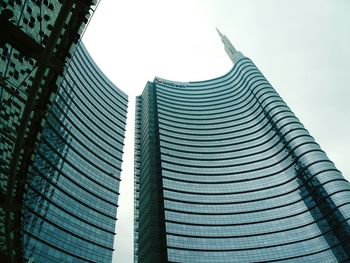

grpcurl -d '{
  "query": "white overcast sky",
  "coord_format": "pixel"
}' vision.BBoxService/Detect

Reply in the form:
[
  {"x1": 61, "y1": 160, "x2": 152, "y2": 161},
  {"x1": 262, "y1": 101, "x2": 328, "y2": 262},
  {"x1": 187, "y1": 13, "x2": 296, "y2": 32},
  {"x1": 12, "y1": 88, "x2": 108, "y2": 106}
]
[{"x1": 82, "y1": 1, "x2": 350, "y2": 262}]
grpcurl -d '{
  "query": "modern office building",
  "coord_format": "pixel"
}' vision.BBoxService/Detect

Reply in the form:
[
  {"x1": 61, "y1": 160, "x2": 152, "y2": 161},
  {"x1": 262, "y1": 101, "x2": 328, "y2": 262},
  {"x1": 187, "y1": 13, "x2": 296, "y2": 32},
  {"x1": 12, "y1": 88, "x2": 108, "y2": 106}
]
[
  {"x1": 0, "y1": 1, "x2": 101, "y2": 262},
  {"x1": 134, "y1": 30, "x2": 350, "y2": 262},
  {"x1": 21, "y1": 42, "x2": 128, "y2": 262}
]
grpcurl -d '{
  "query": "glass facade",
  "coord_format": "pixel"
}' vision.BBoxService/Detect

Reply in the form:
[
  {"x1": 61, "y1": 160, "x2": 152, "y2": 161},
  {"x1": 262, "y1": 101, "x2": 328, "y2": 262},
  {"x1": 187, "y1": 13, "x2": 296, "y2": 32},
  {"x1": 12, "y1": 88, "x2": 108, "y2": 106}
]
[
  {"x1": 21, "y1": 43, "x2": 128, "y2": 262},
  {"x1": 135, "y1": 46, "x2": 350, "y2": 261},
  {"x1": 0, "y1": 1, "x2": 99, "y2": 261}
]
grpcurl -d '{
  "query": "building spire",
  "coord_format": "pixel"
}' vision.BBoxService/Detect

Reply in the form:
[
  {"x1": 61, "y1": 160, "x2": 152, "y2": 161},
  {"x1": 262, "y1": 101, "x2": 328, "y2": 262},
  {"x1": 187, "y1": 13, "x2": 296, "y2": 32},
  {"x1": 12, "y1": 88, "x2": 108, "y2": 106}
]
[
  {"x1": 216, "y1": 28, "x2": 239, "y2": 64},
  {"x1": 216, "y1": 28, "x2": 227, "y2": 39}
]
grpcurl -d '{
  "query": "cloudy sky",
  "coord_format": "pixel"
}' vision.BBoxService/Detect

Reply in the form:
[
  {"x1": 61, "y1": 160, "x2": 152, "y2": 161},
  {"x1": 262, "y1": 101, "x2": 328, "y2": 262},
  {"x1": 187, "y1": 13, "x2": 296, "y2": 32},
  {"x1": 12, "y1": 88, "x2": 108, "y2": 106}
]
[{"x1": 82, "y1": 1, "x2": 350, "y2": 262}]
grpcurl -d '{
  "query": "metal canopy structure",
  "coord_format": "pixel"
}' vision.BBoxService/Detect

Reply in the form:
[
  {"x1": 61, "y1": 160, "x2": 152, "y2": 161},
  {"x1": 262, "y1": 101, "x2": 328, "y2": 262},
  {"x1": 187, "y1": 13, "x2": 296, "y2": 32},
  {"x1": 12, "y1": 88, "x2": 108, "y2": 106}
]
[{"x1": 0, "y1": 1, "x2": 99, "y2": 262}]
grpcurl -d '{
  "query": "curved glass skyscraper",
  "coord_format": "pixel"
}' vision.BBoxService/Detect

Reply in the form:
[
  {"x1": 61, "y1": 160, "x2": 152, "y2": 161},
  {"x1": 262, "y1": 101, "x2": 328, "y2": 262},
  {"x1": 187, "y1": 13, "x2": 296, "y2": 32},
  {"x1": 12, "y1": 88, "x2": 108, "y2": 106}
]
[
  {"x1": 0, "y1": 1, "x2": 100, "y2": 261},
  {"x1": 134, "y1": 31, "x2": 350, "y2": 262},
  {"x1": 22, "y1": 43, "x2": 128, "y2": 262}
]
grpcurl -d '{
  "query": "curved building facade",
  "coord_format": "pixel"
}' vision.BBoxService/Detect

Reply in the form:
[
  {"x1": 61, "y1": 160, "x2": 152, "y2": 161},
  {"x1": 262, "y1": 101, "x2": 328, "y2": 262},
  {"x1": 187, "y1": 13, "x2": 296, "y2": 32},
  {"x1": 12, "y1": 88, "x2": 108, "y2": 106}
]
[
  {"x1": 0, "y1": 1, "x2": 99, "y2": 261},
  {"x1": 134, "y1": 33, "x2": 350, "y2": 262},
  {"x1": 22, "y1": 43, "x2": 128, "y2": 262}
]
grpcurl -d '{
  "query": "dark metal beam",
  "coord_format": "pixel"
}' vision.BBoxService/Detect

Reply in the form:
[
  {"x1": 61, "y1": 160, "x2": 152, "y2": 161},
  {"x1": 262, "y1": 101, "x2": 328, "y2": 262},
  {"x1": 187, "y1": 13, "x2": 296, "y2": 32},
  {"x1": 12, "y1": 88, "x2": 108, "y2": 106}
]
[
  {"x1": 0, "y1": 9, "x2": 43, "y2": 60},
  {"x1": 3, "y1": 0, "x2": 98, "y2": 261},
  {"x1": 4, "y1": 1, "x2": 75, "y2": 261}
]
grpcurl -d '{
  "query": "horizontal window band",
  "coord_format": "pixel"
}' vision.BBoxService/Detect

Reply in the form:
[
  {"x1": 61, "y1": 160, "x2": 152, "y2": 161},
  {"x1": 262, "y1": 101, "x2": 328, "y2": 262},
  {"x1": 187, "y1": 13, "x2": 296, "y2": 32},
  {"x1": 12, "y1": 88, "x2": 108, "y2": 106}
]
[
  {"x1": 23, "y1": 183, "x2": 116, "y2": 233},
  {"x1": 157, "y1": 88, "x2": 286, "y2": 126},
  {"x1": 165, "y1": 210, "x2": 350, "y2": 238},
  {"x1": 165, "y1": 188, "x2": 350, "y2": 224},
  {"x1": 54, "y1": 89, "x2": 126, "y2": 145},
  {"x1": 23, "y1": 230, "x2": 97, "y2": 262},
  {"x1": 29, "y1": 166, "x2": 118, "y2": 219},
  {"x1": 35, "y1": 149, "x2": 120, "y2": 201},
  {"x1": 164, "y1": 184, "x2": 350, "y2": 215},
  {"x1": 41, "y1": 135, "x2": 122, "y2": 181},
  {"x1": 61, "y1": 65, "x2": 128, "y2": 118},
  {"x1": 76, "y1": 45, "x2": 128, "y2": 102},
  {"x1": 159, "y1": 116, "x2": 297, "y2": 143},
  {"x1": 51, "y1": 101, "x2": 125, "y2": 154},
  {"x1": 163, "y1": 168, "x2": 343, "y2": 204},
  {"x1": 166, "y1": 217, "x2": 350, "y2": 251},
  {"x1": 57, "y1": 80, "x2": 127, "y2": 134},
  {"x1": 64, "y1": 67, "x2": 127, "y2": 120},
  {"x1": 156, "y1": 65, "x2": 259, "y2": 102},
  {"x1": 158, "y1": 96, "x2": 292, "y2": 129},
  {"x1": 162, "y1": 151, "x2": 336, "y2": 177},
  {"x1": 161, "y1": 147, "x2": 325, "y2": 169},
  {"x1": 156, "y1": 70, "x2": 267, "y2": 106},
  {"x1": 161, "y1": 140, "x2": 320, "y2": 172},
  {"x1": 159, "y1": 113, "x2": 299, "y2": 141},
  {"x1": 159, "y1": 122, "x2": 306, "y2": 149},
  {"x1": 59, "y1": 71, "x2": 127, "y2": 125},
  {"x1": 166, "y1": 240, "x2": 344, "y2": 262},
  {"x1": 157, "y1": 83, "x2": 252, "y2": 111},
  {"x1": 162, "y1": 159, "x2": 340, "y2": 195},
  {"x1": 158, "y1": 93, "x2": 263, "y2": 124},
  {"x1": 160, "y1": 132, "x2": 314, "y2": 161},
  {"x1": 156, "y1": 59, "x2": 253, "y2": 92},
  {"x1": 24, "y1": 205, "x2": 114, "y2": 250},
  {"x1": 45, "y1": 119, "x2": 122, "y2": 171},
  {"x1": 73, "y1": 46, "x2": 128, "y2": 107}
]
